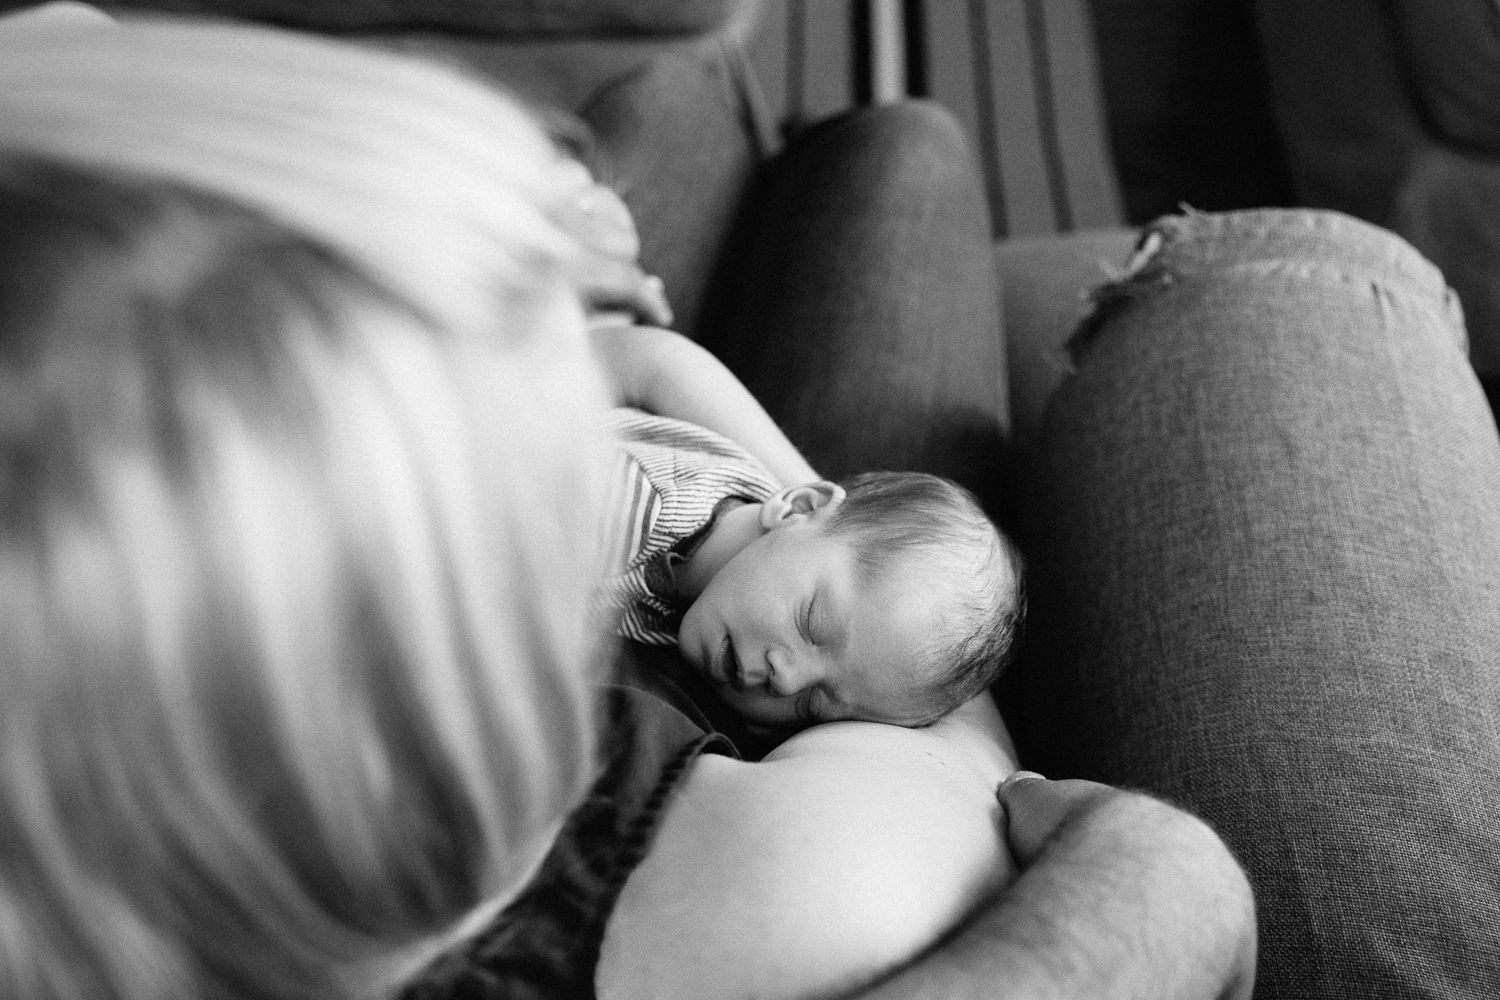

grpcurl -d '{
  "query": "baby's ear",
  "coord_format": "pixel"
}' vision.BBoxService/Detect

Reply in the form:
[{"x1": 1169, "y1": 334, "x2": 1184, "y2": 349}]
[{"x1": 760, "y1": 481, "x2": 845, "y2": 529}]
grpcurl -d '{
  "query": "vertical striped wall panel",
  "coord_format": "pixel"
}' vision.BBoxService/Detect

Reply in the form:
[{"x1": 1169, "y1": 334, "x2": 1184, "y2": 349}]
[
  {"x1": 744, "y1": 0, "x2": 1122, "y2": 237},
  {"x1": 746, "y1": 0, "x2": 793, "y2": 139},
  {"x1": 1028, "y1": 0, "x2": 1122, "y2": 230},
  {"x1": 970, "y1": 0, "x2": 1058, "y2": 236},
  {"x1": 800, "y1": 0, "x2": 855, "y2": 121},
  {"x1": 747, "y1": 0, "x2": 854, "y2": 138},
  {"x1": 923, "y1": 0, "x2": 984, "y2": 166}
]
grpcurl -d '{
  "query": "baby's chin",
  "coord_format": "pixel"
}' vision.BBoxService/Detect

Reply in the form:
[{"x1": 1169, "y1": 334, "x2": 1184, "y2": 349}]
[{"x1": 711, "y1": 686, "x2": 804, "y2": 732}]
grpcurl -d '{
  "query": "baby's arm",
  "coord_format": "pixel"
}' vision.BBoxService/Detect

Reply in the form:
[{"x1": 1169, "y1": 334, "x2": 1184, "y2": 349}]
[
  {"x1": 591, "y1": 323, "x2": 819, "y2": 487},
  {"x1": 595, "y1": 695, "x2": 1016, "y2": 1000}
]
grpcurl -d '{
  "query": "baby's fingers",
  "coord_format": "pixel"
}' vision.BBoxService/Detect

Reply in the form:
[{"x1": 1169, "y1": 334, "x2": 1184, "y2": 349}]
[
  {"x1": 556, "y1": 181, "x2": 641, "y2": 261},
  {"x1": 577, "y1": 257, "x2": 672, "y2": 328}
]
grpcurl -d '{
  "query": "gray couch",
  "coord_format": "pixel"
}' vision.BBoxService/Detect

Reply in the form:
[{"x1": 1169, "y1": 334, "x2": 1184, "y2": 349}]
[{"x1": 27, "y1": 3, "x2": 1499, "y2": 998}]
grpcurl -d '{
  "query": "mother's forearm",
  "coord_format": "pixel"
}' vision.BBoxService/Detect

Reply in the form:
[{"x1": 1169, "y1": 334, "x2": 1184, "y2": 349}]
[{"x1": 855, "y1": 783, "x2": 1256, "y2": 1000}]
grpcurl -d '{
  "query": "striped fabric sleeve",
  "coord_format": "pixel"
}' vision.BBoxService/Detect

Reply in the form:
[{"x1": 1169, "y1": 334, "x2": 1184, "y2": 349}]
[{"x1": 596, "y1": 408, "x2": 783, "y2": 646}]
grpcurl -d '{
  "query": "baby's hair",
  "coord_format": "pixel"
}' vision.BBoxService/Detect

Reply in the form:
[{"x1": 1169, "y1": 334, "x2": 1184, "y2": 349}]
[
  {"x1": 825, "y1": 471, "x2": 1025, "y2": 723},
  {"x1": 0, "y1": 20, "x2": 613, "y2": 1000}
]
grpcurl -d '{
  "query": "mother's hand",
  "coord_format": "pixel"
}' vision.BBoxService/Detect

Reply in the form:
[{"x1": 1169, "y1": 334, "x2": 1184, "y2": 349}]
[
  {"x1": 851, "y1": 772, "x2": 1256, "y2": 1000},
  {"x1": 997, "y1": 770, "x2": 1119, "y2": 865}
]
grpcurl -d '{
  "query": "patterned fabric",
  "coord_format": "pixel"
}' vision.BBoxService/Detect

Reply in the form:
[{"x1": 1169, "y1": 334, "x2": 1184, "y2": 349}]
[
  {"x1": 598, "y1": 408, "x2": 780, "y2": 645},
  {"x1": 400, "y1": 645, "x2": 739, "y2": 1000}
]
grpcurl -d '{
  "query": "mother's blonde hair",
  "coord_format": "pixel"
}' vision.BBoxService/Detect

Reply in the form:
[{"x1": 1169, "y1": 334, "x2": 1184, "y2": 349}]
[{"x1": 0, "y1": 15, "x2": 610, "y2": 1000}]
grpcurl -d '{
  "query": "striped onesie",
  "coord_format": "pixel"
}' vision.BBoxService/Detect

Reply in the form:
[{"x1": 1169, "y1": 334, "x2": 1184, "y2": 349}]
[{"x1": 599, "y1": 407, "x2": 781, "y2": 645}]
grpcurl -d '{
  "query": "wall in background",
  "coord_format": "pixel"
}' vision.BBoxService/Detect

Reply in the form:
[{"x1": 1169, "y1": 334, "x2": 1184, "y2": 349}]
[
  {"x1": 1089, "y1": 0, "x2": 1294, "y2": 222},
  {"x1": 745, "y1": 0, "x2": 1294, "y2": 233},
  {"x1": 747, "y1": 0, "x2": 1123, "y2": 238}
]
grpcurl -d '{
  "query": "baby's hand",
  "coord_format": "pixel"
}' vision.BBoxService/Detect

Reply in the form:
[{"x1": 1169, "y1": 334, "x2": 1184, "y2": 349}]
[{"x1": 551, "y1": 165, "x2": 672, "y2": 328}]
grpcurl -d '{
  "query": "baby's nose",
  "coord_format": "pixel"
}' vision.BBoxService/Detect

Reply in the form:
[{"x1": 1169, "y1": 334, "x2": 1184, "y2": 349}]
[
  {"x1": 766, "y1": 649, "x2": 808, "y2": 696},
  {"x1": 738, "y1": 656, "x2": 770, "y2": 688}
]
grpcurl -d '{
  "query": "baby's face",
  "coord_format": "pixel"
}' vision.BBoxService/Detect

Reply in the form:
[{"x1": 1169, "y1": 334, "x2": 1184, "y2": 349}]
[{"x1": 678, "y1": 518, "x2": 943, "y2": 729}]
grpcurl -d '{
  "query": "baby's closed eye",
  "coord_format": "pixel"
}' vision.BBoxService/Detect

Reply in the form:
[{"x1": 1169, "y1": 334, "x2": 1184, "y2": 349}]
[{"x1": 799, "y1": 598, "x2": 816, "y2": 644}]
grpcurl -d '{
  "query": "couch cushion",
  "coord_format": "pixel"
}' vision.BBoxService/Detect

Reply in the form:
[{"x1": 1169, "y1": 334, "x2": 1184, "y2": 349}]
[
  {"x1": 578, "y1": 40, "x2": 766, "y2": 340},
  {"x1": 995, "y1": 228, "x2": 1136, "y2": 443}
]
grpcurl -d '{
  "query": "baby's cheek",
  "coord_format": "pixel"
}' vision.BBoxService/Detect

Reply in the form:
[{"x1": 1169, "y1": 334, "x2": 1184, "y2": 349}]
[{"x1": 676, "y1": 602, "x2": 705, "y2": 659}]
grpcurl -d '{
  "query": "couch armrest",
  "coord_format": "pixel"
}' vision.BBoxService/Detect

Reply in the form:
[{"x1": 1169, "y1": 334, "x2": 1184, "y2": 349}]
[
  {"x1": 88, "y1": 0, "x2": 751, "y2": 36},
  {"x1": 696, "y1": 102, "x2": 1009, "y2": 511}
]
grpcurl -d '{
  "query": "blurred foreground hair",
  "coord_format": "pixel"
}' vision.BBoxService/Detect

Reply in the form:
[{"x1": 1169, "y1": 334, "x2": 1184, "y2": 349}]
[{"x1": 0, "y1": 16, "x2": 611, "y2": 1000}]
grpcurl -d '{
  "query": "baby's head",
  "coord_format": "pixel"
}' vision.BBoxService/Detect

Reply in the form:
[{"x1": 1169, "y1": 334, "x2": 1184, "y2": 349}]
[{"x1": 678, "y1": 471, "x2": 1024, "y2": 729}]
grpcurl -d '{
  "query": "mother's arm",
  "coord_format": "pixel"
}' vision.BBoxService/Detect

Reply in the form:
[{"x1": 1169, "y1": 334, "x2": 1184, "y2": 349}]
[
  {"x1": 595, "y1": 695, "x2": 1017, "y2": 1000},
  {"x1": 860, "y1": 775, "x2": 1257, "y2": 1000},
  {"x1": 594, "y1": 691, "x2": 1255, "y2": 1000}
]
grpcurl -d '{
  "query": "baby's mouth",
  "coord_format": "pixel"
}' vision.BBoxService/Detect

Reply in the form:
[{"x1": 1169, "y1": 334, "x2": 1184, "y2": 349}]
[{"x1": 717, "y1": 635, "x2": 745, "y2": 690}]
